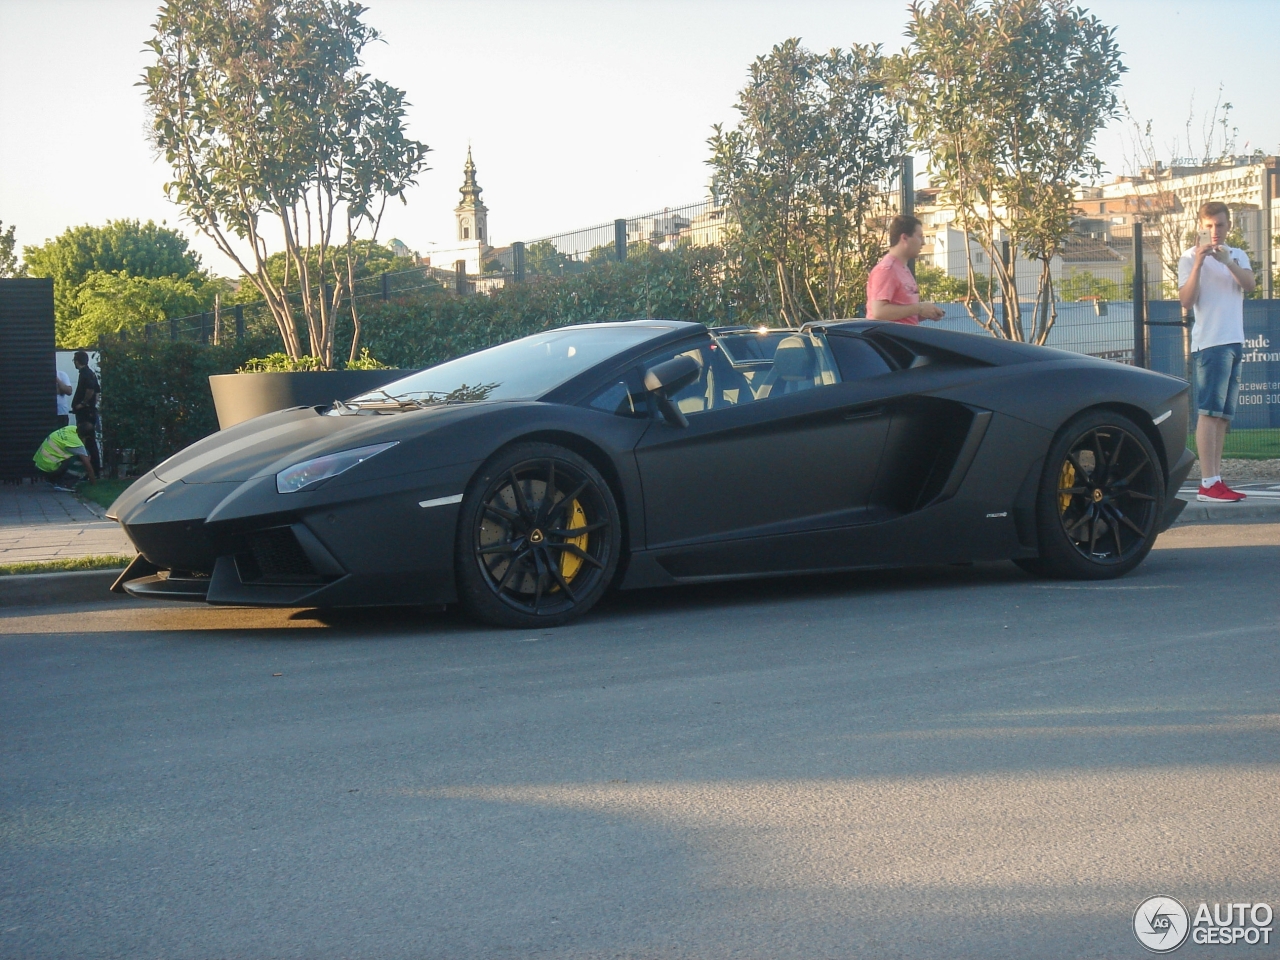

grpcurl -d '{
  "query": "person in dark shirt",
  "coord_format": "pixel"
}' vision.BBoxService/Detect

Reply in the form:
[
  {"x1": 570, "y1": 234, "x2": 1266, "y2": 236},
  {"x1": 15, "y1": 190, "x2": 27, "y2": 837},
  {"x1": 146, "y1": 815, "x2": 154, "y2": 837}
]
[{"x1": 71, "y1": 349, "x2": 101, "y2": 476}]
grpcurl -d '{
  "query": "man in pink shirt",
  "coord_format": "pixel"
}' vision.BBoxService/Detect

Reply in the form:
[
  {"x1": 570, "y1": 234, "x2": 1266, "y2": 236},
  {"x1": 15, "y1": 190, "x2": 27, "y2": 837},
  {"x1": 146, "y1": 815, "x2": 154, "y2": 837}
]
[{"x1": 867, "y1": 215, "x2": 946, "y2": 324}]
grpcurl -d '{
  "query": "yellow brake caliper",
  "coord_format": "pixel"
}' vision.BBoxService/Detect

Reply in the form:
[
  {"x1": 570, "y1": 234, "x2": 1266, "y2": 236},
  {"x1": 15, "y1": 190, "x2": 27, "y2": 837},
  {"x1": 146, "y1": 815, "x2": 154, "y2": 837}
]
[
  {"x1": 559, "y1": 499, "x2": 589, "y2": 583},
  {"x1": 1059, "y1": 460, "x2": 1076, "y2": 515}
]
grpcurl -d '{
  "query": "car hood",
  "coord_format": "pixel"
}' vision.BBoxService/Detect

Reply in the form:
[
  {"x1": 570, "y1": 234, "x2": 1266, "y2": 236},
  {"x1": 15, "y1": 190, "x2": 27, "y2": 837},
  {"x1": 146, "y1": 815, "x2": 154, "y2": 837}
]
[
  {"x1": 151, "y1": 406, "x2": 351, "y2": 484},
  {"x1": 150, "y1": 402, "x2": 477, "y2": 485}
]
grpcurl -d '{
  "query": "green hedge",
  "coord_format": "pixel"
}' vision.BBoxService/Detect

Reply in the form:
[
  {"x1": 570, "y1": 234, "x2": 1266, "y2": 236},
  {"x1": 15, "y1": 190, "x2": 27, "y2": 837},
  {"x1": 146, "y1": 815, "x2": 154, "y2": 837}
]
[
  {"x1": 336, "y1": 245, "x2": 740, "y2": 369},
  {"x1": 99, "y1": 335, "x2": 277, "y2": 471}
]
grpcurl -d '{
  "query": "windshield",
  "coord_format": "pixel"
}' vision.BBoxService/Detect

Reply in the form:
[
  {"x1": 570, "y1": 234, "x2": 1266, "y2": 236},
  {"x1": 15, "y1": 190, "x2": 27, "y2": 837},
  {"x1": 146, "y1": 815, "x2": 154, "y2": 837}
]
[{"x1": 350, "y1": 324, "x2": 673, "y2": 406}]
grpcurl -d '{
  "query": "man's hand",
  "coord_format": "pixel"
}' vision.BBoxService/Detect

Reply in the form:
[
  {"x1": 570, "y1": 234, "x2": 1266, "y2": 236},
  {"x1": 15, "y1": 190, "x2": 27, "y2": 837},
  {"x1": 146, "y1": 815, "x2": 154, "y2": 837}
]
[
  {"x1": 1210, "y1": 244, "x2": 1232, "y2": 264},
  {"x1": 1194, "y1": 240, "x2": 1214, "y2": 262},
  {"x1": 78, "y1": 454, "x2": 95, "y2": 483},
  {"x1": 919, "y1": 302, "x2": 946, "y2": 321}
]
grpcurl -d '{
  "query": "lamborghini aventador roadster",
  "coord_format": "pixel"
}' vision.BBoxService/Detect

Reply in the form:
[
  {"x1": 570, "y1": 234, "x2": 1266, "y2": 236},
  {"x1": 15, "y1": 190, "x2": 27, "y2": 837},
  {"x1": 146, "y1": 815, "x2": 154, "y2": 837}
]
[{"x1": 109, "y1": 319, "x2": 1195, "y2": 627}]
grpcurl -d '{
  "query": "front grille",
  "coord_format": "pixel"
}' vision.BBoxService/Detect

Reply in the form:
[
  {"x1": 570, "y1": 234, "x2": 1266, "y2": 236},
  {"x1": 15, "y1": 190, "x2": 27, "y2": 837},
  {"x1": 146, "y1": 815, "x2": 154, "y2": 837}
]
[{"x1": 236, "y1": 527, "x2": 320, "y2": 584}]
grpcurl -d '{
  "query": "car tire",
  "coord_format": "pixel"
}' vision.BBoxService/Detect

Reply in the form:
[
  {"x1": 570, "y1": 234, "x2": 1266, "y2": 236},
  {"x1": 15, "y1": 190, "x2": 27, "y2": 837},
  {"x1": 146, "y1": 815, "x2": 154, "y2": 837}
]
[
  {"x1": 1027, "y1": 409, "x2": 1165, "y2": 580},
  {"x1": 455, "y1": 442, "x2": 621, "y2": 628}
]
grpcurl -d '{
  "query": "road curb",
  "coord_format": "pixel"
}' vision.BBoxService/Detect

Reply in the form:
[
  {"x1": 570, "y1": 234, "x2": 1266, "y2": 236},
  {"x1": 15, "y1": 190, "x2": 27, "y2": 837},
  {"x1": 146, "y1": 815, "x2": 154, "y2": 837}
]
[
  {"x1": 1172, "y1": 496, "x2": 1280, "y2": 525},
  {"x1": 0, "y1": 569, "x2": 128, "y2": 608}
]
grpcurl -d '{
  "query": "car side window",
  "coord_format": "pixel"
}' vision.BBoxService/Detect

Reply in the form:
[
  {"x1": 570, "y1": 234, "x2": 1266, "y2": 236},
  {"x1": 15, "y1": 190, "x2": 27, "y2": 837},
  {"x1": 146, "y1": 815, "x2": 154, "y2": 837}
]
[
  {"x1": 584, "y1": 331, "x2": 849, "y2": 419},
  {"x1": 640, "y1": 341, "x2": 751, "y2": 416},
  {"x1": 584, "y1": 338, "x2": 752, "y2": 419},
  {"x1": 826, "y1": 334, "x2": 894, "y2": 382}
]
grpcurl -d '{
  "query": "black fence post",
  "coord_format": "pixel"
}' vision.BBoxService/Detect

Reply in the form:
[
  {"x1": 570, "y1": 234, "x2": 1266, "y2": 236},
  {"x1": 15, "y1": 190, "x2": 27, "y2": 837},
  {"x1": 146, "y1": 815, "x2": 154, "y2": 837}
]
[
  {"x1": 1132, "y1": 222, "x2": 1147, "y2": 369},
  {"x1": 454, "y1": 260, "x2": 467, "y2": 295},
  {"x1": 381, "y1": 272, "x2": 390, "y2": 301},
  {"x1": 234, "y1": 304, "x2": 245, "y2": 341},
  {"x1": 1000, "y1": 239, "x2": 1012, "y2": 338},
  {"x1": 899, "y1": 155, "x2": 916, "y2": 276},
  {"x1": 512, "y1": 241, "x2": 525, "y2": 283},
  {"x1": 614, "y1": 219, "x2": 627, "y2": 262}
]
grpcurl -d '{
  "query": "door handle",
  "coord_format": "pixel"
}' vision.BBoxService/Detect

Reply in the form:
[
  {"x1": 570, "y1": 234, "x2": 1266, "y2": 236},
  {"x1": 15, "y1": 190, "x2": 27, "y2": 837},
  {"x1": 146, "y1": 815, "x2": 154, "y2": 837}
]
[{"x1": 843, "y1": 406, "x2": 886, "y2": 421}]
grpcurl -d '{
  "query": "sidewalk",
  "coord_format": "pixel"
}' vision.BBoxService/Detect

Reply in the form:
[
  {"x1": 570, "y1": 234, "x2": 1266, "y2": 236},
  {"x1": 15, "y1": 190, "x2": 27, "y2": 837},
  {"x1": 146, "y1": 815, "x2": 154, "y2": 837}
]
[
  {"x1": 1176, "y1": 481, "x2": 1280, "y2": 523},
  {"x1": 0, "y1": 482, "x2": 134, "y2": 565}
]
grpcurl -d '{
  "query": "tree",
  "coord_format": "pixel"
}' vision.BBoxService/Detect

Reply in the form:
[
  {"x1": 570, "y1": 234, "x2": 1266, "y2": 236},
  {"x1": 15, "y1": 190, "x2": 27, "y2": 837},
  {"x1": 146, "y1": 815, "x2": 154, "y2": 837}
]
[
  {"x1": 915, "y1": 262, "x2": 991, "y2": 303},
  {"x1": 524, "y1": 240, "x2": 579, "y2": 276},
  {"x1": 0, "y1": 221, "x2": 21, "y2": 277},
  {"x1": 709, "y1": 39, "x2": 906, "y2": 324},
  {"x1": 226, "y1": 239, "x2": 417, "y2": 304},
  {"x1": 63, "y1": 271, "x2": 212, "y2": 346},
  {"x1": 142, "y1": 0, "x2": 431, "y2": 367},
  {"x1": 893, "y1": 0, "x2": 1125, "y2": 344},
  {"x1": 22, "y1": 219, "x2": 204, "y2": 321},
  {"x1": 1058, "y1": 269, "x2": 1125, "y2": 302},
  {"x1": 21, "y1": 219, "x2": 214, "y2": 345}
]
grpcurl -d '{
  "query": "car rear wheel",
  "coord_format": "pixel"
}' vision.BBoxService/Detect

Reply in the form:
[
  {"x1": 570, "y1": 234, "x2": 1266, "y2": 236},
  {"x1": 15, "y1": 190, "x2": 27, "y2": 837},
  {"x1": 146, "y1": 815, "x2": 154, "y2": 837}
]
[
  {"x1": 455, "y1": 443, "x2": 620, "y2": 628},
  {"x1": 1021, "y1": 409, "x2": 1165, "y2": 580}
]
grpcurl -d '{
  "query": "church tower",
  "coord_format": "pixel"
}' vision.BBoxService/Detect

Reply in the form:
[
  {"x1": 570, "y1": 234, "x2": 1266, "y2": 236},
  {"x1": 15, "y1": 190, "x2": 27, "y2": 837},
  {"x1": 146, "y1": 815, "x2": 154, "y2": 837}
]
[{"x1": 455, "y1": 147, "x2": 489, "y2": 246}]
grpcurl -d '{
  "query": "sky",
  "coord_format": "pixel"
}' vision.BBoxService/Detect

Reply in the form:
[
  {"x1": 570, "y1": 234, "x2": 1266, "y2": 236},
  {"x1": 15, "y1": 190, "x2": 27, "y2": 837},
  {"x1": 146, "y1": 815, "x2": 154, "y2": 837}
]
[{"x1": 2, "y1": 0, "x2": 1278, "y2": 279}]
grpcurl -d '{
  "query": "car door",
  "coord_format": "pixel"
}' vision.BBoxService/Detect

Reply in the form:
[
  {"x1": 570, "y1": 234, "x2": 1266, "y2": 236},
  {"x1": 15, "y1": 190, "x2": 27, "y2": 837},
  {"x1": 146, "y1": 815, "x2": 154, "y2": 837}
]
[{"x1": 630, "y1": 331, "x2": 896, "y2": 569}]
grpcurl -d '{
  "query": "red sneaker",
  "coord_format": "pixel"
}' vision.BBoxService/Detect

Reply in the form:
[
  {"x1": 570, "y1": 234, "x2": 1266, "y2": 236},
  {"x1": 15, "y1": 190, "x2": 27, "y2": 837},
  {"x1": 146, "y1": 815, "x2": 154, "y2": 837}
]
[{"x1": 1197, "y1": 480, "x2": 1246, "y2": 502}]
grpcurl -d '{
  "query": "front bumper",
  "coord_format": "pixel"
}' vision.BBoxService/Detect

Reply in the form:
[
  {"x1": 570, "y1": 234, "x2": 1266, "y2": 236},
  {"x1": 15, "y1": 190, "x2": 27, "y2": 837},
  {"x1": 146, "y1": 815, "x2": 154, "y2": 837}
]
[{"x1": 113, "y1": 465, "x2": 476, "y2": 608}]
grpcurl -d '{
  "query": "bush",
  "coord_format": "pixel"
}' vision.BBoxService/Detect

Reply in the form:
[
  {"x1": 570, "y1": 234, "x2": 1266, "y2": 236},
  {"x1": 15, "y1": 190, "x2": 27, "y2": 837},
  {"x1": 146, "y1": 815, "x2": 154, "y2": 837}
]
[
  {"x1": 237, "y1": 353, "x2": 326, "y2": 372},
  {"x1": 341, "y1": 245, "x2": 742, "y2": 369},
  {"x1": 99, "y1": 335, "x2": 277, "y2": 471}
]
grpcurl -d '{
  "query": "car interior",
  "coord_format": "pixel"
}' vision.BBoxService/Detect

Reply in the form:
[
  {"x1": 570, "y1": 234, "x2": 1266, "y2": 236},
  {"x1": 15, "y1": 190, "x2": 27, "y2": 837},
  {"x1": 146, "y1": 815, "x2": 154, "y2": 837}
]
[{"x1": 584, "y1": 326, "x2": 976, "y2": 420}]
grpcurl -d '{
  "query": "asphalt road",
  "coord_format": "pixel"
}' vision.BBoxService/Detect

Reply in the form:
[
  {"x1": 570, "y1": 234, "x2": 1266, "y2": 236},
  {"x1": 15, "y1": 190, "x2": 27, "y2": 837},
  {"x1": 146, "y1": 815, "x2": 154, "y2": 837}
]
[{"x1": 2, "y1": 523, "x2": 1278, "y2": 960}]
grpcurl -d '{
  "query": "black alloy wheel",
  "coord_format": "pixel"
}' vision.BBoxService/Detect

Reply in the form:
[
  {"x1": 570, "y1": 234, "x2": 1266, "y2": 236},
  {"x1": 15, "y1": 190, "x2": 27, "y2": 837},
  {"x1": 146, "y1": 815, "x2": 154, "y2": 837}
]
[
  {"x1": 1022, "y1": 409, "x2": 1165, "y2": 580},
  {"x1": 455, "y1": 443, "x2": 620, "y2": 627}
]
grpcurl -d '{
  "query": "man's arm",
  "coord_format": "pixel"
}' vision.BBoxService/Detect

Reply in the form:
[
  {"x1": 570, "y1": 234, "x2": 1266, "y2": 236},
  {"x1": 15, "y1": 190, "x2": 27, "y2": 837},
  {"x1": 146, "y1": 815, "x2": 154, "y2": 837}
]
[
  {"x1": 56, "y1": 376, "x2": 73, "y2": 396},
  {"x1": 1213, "y1": 247, "x2": 1257, "y2": 293},
  {"x1": 868, "y1": 299, "x2": 945, "y2": 321},
  {"x1": 78, "y1": 454, "x2": 95, "y2": 483},
  {"x1": 1178, "y1": 246, "x2": 1210, "y2": 310}
]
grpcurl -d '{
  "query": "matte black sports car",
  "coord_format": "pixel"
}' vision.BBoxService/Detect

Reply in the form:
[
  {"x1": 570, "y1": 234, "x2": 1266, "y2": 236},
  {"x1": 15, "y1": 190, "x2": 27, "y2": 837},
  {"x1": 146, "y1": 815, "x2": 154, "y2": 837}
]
[{"x1": 110, "y1": 319, "x2": 1195, "y2": 626}]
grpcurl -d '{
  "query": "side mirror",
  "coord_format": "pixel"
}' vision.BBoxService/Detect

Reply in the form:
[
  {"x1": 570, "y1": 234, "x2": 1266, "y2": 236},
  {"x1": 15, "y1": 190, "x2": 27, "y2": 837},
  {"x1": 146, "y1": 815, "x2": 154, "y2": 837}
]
[{"x1": 643, "y1": 355, "x2": 701, "y2": 427}]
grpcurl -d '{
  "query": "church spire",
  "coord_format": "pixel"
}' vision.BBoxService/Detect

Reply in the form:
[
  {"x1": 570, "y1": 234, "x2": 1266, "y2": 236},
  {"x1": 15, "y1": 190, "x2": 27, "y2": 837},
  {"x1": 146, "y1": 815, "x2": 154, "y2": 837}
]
[
  {"x1": 459, "y1": 145, "x2": 482, "y2": 204},
  {"x1": 454, "y1": 146, "x2": 489, "y2": 245}
]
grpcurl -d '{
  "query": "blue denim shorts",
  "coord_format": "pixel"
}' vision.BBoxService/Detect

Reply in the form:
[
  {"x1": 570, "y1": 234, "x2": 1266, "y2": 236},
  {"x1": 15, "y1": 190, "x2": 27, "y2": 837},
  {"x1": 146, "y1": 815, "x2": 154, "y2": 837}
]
[{"x1": 1193, "y1": 342, "x2": 1243, "y2": 420}]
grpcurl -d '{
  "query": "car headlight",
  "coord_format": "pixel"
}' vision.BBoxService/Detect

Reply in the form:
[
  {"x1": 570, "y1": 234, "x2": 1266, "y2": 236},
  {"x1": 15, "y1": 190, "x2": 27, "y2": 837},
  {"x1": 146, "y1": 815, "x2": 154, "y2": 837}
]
[{"x1": 275, "y1": 441, "x2": 398, "y2": 494}]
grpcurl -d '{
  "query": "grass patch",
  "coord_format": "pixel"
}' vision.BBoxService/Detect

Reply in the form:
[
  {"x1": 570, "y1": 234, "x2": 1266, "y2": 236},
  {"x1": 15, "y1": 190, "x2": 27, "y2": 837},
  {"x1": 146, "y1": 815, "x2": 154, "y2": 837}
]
[
  {"x1": 77, "y1": 478, "x2": 135, "y2": 511},
  {"x1": 0, "y1": 554, "x2": 134, "y2": 577},
  {"x1": 1188, "y1": 429, "x2": 1280, "y2": 460}
]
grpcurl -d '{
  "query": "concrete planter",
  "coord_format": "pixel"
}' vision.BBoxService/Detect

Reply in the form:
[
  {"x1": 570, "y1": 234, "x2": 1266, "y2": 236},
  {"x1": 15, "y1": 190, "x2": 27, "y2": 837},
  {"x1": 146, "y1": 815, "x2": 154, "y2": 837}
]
[{"x1": 208, "y1": 370, "x2": 412, "y2": 430}]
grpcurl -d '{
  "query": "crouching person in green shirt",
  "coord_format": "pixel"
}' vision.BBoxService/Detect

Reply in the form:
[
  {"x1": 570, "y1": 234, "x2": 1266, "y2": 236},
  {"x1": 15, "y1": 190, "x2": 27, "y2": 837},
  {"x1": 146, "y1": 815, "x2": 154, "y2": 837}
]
[{"x1": 33, "y1": 424, "x2": 97, "y2": 491}]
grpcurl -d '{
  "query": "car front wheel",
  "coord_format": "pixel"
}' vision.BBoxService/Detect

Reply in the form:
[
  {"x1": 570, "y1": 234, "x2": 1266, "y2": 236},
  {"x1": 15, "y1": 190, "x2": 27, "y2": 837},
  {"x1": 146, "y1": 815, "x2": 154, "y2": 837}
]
[{"x1": 455, "y1": 442, "x2": 620, "y2": 628}]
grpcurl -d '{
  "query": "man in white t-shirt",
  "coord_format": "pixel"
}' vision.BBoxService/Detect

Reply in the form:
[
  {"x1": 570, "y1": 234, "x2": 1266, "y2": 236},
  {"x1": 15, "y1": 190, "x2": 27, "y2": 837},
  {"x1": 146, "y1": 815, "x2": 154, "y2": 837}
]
[
  {"x1": 1177, "y1": 201, "x2": 1257, "y2": 502},
  {"x1": 56, "y1": 369, "x2": 73, "y2": 427}
]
